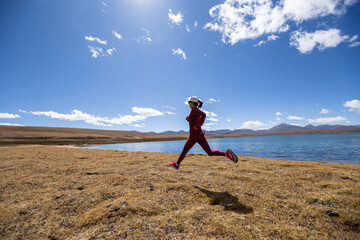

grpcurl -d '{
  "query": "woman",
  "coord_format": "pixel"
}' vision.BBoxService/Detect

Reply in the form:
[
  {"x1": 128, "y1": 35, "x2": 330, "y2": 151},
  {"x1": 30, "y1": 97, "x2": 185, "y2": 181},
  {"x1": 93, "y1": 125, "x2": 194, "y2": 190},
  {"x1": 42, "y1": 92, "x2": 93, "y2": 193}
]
[{"x1": 170, "y1": 96, "x2": 238, "y2": 170}]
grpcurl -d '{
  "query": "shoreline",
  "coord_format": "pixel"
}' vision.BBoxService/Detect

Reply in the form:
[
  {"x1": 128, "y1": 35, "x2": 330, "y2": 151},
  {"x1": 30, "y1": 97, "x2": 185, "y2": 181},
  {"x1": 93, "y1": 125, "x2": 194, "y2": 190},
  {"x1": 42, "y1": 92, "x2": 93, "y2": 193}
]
[{"x1": 1, "y1": 125, "x2": 359, "y2": 146}]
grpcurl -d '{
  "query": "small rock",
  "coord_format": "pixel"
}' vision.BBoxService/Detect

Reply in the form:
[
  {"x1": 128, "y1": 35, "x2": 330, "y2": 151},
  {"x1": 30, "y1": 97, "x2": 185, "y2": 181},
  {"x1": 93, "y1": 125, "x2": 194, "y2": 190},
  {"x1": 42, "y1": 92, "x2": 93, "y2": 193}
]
[
  {"x1": 122, "y1": 201, "x2": 129, "y2": 207},
  {"x1": 325, "y1": 209, "x2": 339, "y2": 217}
]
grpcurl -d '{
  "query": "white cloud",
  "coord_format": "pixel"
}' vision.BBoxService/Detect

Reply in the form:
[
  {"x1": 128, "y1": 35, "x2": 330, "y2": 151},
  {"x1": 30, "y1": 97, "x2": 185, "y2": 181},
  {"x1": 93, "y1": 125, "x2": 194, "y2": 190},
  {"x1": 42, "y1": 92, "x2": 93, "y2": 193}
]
[
  {"x1": 85, "y1": 36, "x2": 107, "y2": 45},
  {"x1": 287, "y1": 115, "x2": 305, "y2": 120},
  {"x1": 137, "y1": 28, "x2": 152, "y2": 43},
  {"x1": 267, "y1": 34, "x2": 279, "y2": 41},
  {"x1": 0, "y1": 123, "x2": 24, "y2": 126},
  {"x1": 202, "y1": 110, "x2": 219, "y2": 123},
  {"x1": 0, "y1": 113, "x2": 21, "y2": 119},
  {"x1": 290, "y1": 29, "x2": 349, "y2": 53},
  {"x1": 344, "y1": 99, "x2": 360, "y2": 114},
  {"x1": 205, "y1": 0, "x2": 356, "y2": 45},
  {"x1": 88, "y1": 46, "x2": 104, "y2": 58},
  {"x1": 241, "y1": 120, "x2": 266, "y2": 129},
  {"x1": 275, "y1": 112, "x2": 283, "y2": 116},
  {"x1": 131, "y1": 107, "x2": 164, "y2": 117},
  {"x1": 29, "y1": 108, "x2": 165, "y2": 127},
  {"x1": 349, "y1": 35, "x2": 358, "y2": 42},
  {"x1": 168, "y1": 9, "x2": 183, "y2": 25},
  {"x1": 276, "y1": 117, "x2": 282, "y2": 121},
  {"x1": 226, "y1": 118, "x2": 233, "y2": 122},
  {"x1": 112, "y1": 31, "x2": 122, "y2": 40},
  {"x1": 172, "y1": 48, "x2": 186, "y2": 60},
  {"x1": 308, "y1": 116, "x2": 349, "y2": 124},
  {"x1": 319, "y1": 108, "x2": 333, "y2": 114},
  {"x1": 107, "y1": 47, "x2": 116, "y2": 55},
  {"x1": 203, "y1": 122, "x2": 217, "y2": 131},
  {"x1": 133, "y1": 123, "x2": 145, "y2": 128},
  {"x1": 31, "y1": 110, "x2": 113, "y2": 126},
  {"x1": 194, "y1": 21, "x2": 198, "y2": 28},
  {"x1": 165, "y1": 111, "x2": 176, "y2": 115},
  {"x1": 186, "y1": 25, "x2": 191, "y2": 33},
  {"x1": 206, "y1": 98, "x2": 221, "y2": 103},
  {"x1": 254, "y1": 34, "x2": 279, "y2": 46},
  {"x1": 101, "y1": 1, "x2": 107, "y2": 7},
  {"x1": 18, "y1": 110, "x2": 28, "y2": 114},
  {"x1": 163, "y1": 105, "x2": 176, "y2": 110},
  {"x1": 203, "y1": 110, "x2": 218, "y2": 117},
  {"x1": 349, "y1": 41, "x2": 360, "y2": 47}
]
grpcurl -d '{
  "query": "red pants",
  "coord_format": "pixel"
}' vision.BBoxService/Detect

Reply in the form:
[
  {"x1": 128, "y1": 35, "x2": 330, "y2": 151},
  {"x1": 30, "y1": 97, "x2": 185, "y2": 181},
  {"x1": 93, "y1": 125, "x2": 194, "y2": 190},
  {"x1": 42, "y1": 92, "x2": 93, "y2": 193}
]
[{"x1": 177, "y1": 134, "x2": 226, "y2": 165}]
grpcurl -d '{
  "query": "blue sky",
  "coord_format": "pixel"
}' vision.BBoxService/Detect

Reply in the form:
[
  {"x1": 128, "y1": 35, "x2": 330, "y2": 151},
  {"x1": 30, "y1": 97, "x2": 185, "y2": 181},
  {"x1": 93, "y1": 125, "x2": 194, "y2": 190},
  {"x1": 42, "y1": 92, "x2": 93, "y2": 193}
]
[{"x1": 1, "y1": 0, "x2": 360, "y2": 132}]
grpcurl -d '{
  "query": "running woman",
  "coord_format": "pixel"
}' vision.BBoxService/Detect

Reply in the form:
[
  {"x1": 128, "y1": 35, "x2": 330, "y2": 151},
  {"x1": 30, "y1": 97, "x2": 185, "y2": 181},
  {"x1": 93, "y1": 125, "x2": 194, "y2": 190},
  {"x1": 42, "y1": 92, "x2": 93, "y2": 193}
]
[{"x1": 170, "y1": 96, "x2": 238, "y2": 170}]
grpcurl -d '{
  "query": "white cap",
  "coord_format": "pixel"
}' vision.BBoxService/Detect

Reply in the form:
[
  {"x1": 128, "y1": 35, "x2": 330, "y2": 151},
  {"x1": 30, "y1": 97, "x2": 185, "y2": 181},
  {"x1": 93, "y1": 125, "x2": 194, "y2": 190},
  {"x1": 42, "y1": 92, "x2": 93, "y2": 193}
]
[{"x1": 188, "y1": 96, "x2": 200, "y2": 103}]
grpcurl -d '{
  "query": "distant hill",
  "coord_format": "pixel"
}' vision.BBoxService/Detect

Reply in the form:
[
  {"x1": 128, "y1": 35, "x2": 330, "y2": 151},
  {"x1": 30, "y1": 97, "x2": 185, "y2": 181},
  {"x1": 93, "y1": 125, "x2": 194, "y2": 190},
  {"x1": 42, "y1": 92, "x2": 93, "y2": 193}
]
[{"x1": 161, "y1": 123, "x2": 360, "y2": 136}]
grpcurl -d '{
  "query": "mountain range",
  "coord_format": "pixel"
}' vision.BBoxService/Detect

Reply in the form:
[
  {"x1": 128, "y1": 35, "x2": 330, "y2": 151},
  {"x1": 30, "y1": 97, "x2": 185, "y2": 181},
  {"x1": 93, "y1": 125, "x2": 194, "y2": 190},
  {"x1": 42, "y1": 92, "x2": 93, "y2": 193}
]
[{"x1": 162, "y1": 123, "x2": 360, "y2": 136}]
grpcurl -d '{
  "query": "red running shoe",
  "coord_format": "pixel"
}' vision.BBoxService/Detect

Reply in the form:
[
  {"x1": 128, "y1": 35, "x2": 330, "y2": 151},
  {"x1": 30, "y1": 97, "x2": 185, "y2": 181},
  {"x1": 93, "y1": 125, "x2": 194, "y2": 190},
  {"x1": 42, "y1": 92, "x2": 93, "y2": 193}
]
[
  {"x1": 226, "y1": 149, "x2": 238, "y2": 163},
  {"x1": 169, "y1": 161, "x2": 179, "y2": 170}
]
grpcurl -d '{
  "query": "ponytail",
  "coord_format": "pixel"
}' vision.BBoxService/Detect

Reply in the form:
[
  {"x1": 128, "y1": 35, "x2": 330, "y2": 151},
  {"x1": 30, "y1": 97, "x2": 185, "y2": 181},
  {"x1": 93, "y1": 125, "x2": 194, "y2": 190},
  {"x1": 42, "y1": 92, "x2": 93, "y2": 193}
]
[{"x1": 198, "y1": 100, "x2": 203, "y2": 108}]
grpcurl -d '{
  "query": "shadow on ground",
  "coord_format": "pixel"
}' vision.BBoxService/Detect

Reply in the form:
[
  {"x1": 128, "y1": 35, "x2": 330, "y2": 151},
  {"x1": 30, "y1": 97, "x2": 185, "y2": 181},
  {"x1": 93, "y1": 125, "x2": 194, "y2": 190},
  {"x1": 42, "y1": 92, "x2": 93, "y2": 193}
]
[{"x1": 194, "y1": 186, "x2": 253, "y2": 214}]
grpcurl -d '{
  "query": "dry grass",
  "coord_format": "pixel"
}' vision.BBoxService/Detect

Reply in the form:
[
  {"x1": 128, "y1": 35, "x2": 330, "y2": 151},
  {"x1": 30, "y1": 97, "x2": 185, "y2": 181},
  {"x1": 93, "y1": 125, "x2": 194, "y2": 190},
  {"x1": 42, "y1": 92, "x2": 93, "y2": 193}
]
[{"x1": 0, "y1": 146, "x2": 359, "y2": 239}]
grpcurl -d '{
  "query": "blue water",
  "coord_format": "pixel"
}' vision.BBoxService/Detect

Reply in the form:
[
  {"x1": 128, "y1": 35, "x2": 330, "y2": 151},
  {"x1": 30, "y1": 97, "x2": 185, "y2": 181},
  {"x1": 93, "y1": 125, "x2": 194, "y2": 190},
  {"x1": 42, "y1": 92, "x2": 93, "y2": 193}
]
[{"x1": 82, "y1": 133, "x2": 360, "y2": 164}]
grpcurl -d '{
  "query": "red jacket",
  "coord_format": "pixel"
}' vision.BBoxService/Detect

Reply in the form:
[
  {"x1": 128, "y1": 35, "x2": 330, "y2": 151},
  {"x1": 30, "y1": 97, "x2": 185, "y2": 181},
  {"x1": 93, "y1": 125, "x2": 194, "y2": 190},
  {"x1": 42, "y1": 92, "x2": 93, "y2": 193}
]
[{"x1": 187, "y1": 107, "x2": 206, "y2": 138}]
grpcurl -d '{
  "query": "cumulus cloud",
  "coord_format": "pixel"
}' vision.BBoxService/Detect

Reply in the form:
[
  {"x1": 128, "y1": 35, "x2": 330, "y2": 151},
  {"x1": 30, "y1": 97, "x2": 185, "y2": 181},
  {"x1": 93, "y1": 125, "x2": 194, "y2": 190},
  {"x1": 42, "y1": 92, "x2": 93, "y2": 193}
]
[
  {"x1": 290, "y1": 29, "x2": 349, "y2": 53},
  {"x1": 137, "y1": 28, "x2": 152, "y2": 43},
  {"x1": 206, "y1": 98, "x2": 221, "y2": 103},
  {"x1": 319, "y1": 108, "x2": 333, "y2": 114},
  {"x1": 133, "y1": 124, "x2": 144, "y2": 128},
  {"x1": 31, "y1": 110, "x2": 113, "y2": 127},
  {"x1": 275, "y1": 112, "x2": 283, "y2": 116},
  {"x1": 254, "y1": 34, "x2": 279, "y2": 46},
  {"x1": 29, "y1": 108, "x2": 165, "y2": 127},
  {"x1": 107, "y1": 47, "x2": 116, "y2": 55},
  {"x1": 205, "y1": 0, "x2": 357, "y2": 45},
  {"x1": 172, "y1": 48, "x2": 186, "y2": 60},
  {"x1": 241, "y1": 120, "x2": 266, "y2": 129},
  {"x1": 202, "y1": 110, "x2": 219, "y2": 123},
  {"x1": 308, "y1": 116, "x2": 349, "y2": 124},
  {"x1": 344, "y1": 99, "x2": 360, "y2": 114},
  {"x1": 349, "y1": 41, "x2": 360, "y2": 47},
  {"x1": 163, "y1": 105, "x2": 176, "y2": 110},
  {"x1": 88, "y1": 46, "x2": 104, "y2": 58},
  {"x1": 203, "y1": 122, "x2": 217, "y2": 131},
  {"x1": 194, "y1": 21, "x2": 198, "y2": 28},
  {"x1": 85, "y1": 36, "x2": 107, "y2": 45},
  {"x1": 112, "y1": 31, "x2": 122, "y2": 40},
  {"x1": 0, "y1": 113, "x2": 21, "y2": 119},
  {"x1": 101, "y1": 1, "x2": 107, "y2": 7},
  {"x1": 186, "y1": 25, "x2": 191, "y2": 33},
  {"x1": 165, "y1": 111, "x2": 176, "y2": 115},
  {"x1": 168, "y1": 9, "x2": 183, "y2": 25},
  {"x1": 131, "y1": 107, "x2": 164, "y2": 117},
  {"x1": 0, "y1": 123, "x2": 24, "y2": 126},
  {"x1": 287, "y1": 115, "x2": 305, "y2": 120},
  {"x1": 226, "y1": 118, "x2": 234, "y2": 122}
]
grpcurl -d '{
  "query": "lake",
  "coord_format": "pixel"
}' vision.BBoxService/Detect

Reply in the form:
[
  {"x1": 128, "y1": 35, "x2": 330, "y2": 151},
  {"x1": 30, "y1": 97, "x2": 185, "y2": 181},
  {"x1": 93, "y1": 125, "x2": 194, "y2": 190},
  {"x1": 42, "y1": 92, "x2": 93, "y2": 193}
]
[{"x1": 82, "y1": 132, "x2": 360, "y2": 164}]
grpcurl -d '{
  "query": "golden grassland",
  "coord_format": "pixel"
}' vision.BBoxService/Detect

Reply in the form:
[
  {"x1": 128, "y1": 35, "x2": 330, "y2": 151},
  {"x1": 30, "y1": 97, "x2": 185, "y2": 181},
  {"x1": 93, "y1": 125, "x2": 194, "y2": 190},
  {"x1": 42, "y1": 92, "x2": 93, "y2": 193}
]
[{"x1": 0, "y1": 146, "x2": 359, "y2": 239}]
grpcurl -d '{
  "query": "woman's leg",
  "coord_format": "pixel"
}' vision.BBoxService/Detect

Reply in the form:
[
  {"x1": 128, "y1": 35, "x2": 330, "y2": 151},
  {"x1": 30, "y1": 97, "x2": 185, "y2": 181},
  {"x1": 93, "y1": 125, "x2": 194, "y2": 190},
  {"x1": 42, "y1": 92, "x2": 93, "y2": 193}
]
[
  {"x1": 176, "y1": 138, "x2": 197, "y2": 165},
  {"x1": 197, "y1": 135, "x2": 226, "y2": 156}
]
